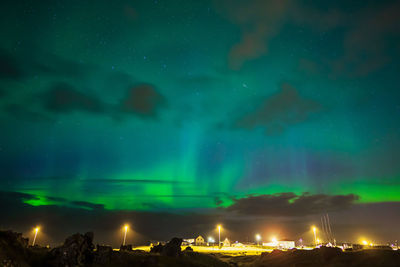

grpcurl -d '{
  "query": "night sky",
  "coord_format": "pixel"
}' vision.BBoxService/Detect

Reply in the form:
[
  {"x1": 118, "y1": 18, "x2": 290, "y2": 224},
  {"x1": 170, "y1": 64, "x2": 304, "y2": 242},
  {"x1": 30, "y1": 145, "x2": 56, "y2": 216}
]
[{"x1": 1, "y1": 0, "x2": 399, "y2": 246}]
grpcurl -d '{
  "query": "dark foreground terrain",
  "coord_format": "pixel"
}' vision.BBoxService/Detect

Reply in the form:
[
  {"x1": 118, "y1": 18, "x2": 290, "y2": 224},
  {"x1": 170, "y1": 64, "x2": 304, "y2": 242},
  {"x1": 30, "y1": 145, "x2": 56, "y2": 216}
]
[{"x1": 1, "y1": 230, "x2": 399, "y2": 267}]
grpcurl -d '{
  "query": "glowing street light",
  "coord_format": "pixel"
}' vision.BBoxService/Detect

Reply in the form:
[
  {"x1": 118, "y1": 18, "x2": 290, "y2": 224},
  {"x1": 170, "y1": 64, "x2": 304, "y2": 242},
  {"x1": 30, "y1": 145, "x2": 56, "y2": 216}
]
[
  {"x1": 312, "y1": 226, "x2": 317, "y2": 247},
  {"x1": 217, "y1": 225, "x2": 222, "y2": 248},
  {"x1": 255, "y1": 234, "x2": 261, "y2": 245},
  {"x1": 32, "y1": 227, "x2": 40, "y2": 246},
  {"x1": 208, "y1": 236, "x2": 215, "y2": 244},
  {"x1": 362, "y1": 240, "x2": 368, "y2": 245},
  {"x1": 122, "y1": 224, "x2": 129, "y2": 246},
  {"x1": 271, "y1": 236, "x2": 278, "y2": 243}
]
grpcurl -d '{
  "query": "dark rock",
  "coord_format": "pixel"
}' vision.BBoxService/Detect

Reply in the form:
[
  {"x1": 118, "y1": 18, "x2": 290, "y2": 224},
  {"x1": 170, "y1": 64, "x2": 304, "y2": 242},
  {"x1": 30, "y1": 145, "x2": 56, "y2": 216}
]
[
  {"x1": 94, "y1": 245, "x2": 113, "y2": 265},
  {"x1": 48, "y1": 232, "x2": 94, "y2": 266},
  {"x1": 150, "y1": 243, "x2": 164, "y2": 253},
  {"x1": 184, "y1": 246, "x2": 193, "y2": 252},
  {"x1": 270, "y1": 249, "x2": 284, "y2": 255},
  {"x1": 318, "y1": 246, "x2": 342, "y2": 262},
  {"x1": 162, "y1": 237, "x2": 182, "y2": 257},
  {"x1": 0, "y1": 230, "x2": 30, "y2": 267}
]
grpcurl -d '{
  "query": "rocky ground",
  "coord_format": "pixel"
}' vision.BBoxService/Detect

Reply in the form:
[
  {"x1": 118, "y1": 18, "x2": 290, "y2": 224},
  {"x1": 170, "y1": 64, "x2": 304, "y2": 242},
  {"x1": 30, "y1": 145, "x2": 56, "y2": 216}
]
[{"x1": 1, "y1": 230, "x2": 399, "y2": 267}]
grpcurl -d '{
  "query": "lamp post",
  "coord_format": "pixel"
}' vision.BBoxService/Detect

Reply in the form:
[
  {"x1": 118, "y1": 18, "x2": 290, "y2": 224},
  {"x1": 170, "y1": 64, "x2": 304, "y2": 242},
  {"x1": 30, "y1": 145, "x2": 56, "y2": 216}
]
[
  {"x1": 32, "y1": 227, "x2": 40, "y2": 246},
  {"x1": 217, "y1": 225, "x2": 221, "y2": 248},
  {"x1": 312, "y1": 226, "x2": 317, "y2": 247},
  {"x1": 255, "y1": 234, "x2": 261, "y2": 246},
  {"x1": 123, "y1": 225, "x2": 129, "y2": 246}
]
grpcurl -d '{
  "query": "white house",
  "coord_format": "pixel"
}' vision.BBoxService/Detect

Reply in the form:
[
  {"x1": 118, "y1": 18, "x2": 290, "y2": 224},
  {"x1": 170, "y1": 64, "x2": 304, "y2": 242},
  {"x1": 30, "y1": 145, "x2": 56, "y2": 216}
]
[
  {"x1": 195, "y1": 235, "x2": 205, "y2": 246},
  {"x1": 182, "y1": 238, "x2": 195, "y2": 246},
  {"x1": 223, "y1": 238, "x2": 231, "y2": 247},
  {"x1": 263, "y1": 240, "x2": 295, "y2": 249}
]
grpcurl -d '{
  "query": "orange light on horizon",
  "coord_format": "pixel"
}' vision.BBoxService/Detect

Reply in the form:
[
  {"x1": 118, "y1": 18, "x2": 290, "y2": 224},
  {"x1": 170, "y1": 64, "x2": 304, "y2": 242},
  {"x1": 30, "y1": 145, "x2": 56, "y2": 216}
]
[
  {"x1": 122, "y1": 224, "x2": 129, "y2": 246},
  {"x1": 32, "y1": 226, "x2": 40, "y2": 246}
]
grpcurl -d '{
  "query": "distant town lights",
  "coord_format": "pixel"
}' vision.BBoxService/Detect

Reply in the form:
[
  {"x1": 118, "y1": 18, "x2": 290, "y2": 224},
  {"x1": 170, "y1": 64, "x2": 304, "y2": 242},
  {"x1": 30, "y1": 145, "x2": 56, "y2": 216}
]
[{"x1": 271, "y1": 236, "x2": 277, "y2": 243}]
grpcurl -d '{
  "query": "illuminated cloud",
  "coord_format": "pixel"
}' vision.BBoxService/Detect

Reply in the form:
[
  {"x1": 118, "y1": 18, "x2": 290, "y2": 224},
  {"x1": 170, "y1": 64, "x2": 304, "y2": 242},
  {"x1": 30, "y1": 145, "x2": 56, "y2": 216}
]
[
  {"x1": 0, "y1": 49, "x2": 24, "y2": 80},
  {"x1": 120, "y1": 84, "x2": 166, "y2": 118},
  {"x1": 233, "y1": 83, "x2": 321, "y2": 134},
  {"x1": 43, "y1": 83, "x2": 105, "y2": 114}
]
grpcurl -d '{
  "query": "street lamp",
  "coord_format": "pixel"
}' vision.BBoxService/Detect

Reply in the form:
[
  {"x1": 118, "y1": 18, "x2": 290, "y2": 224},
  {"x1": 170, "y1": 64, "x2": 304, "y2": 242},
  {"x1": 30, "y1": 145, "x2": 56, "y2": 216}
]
[
  {"x1": 217, "y1": 225, "x2": 221, "y2": 248},
  {"x1": 32, "y1": 227, "x2": 40, "y2": 246},
  {"x1": 271, "y1": 236, "x2": 277, "y2": 243},
  {"x1": 312, "y1": 226, "x2": 317, "y2": 247},
  {"x1": 255, "y1": 234, "x2": 261, "y2": 246},
  {"x1": 122, "y1": 224, "x2": 129, "y2": 246}
]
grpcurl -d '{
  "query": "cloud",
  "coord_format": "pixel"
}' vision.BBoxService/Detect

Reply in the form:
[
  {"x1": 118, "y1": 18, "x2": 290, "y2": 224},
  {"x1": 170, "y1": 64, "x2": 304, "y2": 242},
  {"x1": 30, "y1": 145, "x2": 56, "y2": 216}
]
[
  {"x1": 233, "y1": 83, "x2": 321, "y2": 134},
  {"x1": 225, "y1": 192, "x2": 359, "y2": 216},
  {"x1": 70, "y1": 201, "x2": 105, "y2": 210},
  {"x1": 0, "y1": 191, "x2": 104, "y2": 211},
  {"x1": 0, "y1": 87, "x2": 6, "y2": 98},
  {"x1": 214, "y1": 1, "x2": 343, "y2": 70},
  {"x1": 0, "y1": 191, "x2": 399, "y2": 246},
  {"x1": 0, "y1": 45, "x2": 92, "y2": 81},
  {"x1": 0, "y1": 49, "x2": 24, "y2": 80},
  {"x1": 3, "y1": 104, "x2": 54, "y2": 122},
  {"x1": 214, "y1": 0, "x2": 290, "y2": 70},
  {"x1": 85, "y1": 179, "x2": 191, "y2": 185},
  {"x1": 120, "y1": 84, "x2": 166, "y2": 117},
  {"x1": 333, "y1": 1, "x2": 400, "y2": 77},
  {"x1": 43, "y1": 83, "x2": 105, "y2": 114}
]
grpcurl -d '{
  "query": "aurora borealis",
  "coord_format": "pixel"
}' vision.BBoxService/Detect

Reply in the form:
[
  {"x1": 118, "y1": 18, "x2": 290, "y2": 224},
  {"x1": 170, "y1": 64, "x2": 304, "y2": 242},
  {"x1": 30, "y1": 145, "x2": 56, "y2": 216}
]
[{"x1": 1, "y1": 0, "x2": 399, "y2": 245}]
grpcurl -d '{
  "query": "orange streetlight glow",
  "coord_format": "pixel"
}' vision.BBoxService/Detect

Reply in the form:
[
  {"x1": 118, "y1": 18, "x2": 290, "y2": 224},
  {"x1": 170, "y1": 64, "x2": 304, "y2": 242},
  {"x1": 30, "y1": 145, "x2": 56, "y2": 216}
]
[
  {"x1": 122, "y1": 224, "x2": 129, "y2": 246},
  {"x1": 217, "y1": 224, "x2": 222, "y2": 248},
  {"x1": 255, "y1": 234, "x2": 261, "y2": 245},
  {"x1": 311, "y1": 226, "x2": 317, "y2": 246},
  {"x1": 32, "y1": 227, "x2": 40, "y2": 246}
]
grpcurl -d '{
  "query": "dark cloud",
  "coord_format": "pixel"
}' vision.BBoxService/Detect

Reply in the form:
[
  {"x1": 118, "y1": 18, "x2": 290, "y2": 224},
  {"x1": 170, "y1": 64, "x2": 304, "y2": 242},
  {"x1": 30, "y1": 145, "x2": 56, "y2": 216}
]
[
  {"x1": 43, "y1": 83, "x2": 105, "y2": 114},
  {"x1": 214, "y1": 1, "x2": 343, "y2": 70},
  {"x1": 0, "y1": 45, "x2": 92, "y2": 82},
  {"x1": 0, "y1": 88, "x2": 6, "y2": 98},
  {"x1": 70, "y1": 201, "x2": 105, "y2": 210},
  {"x1": 216, "y1": 0, "x2": 397, "y2": 76},
  {"x1": 333, "y1": 1, "x2": 400, "y2": 77},
  {"x1": 0, "y1": 49, "x2": 23, "y2": 80},
  {"x1": 85, "y1": 179, "x2": 191, "y2": 185},
  {"x1": 226, "y1": 192, "x2": 359, "y2": 216},
  {"x1": 0, "y1": 191, "x2": 37, "y2": 202},
  {"x1": 214, "y1": 0, "x2": 290, "y2": 70},
  {"x1": 4, "y1": 104, "x2": 54, "y2": 122},
  {"x1": 0, "y1": 191, "x2": 398, "y2": 246},
  {"x1": 233, "y1": 83, "x2": 321, "y2": 134},
  {"x1": 31, "y1": 55, "x2": 88, "y2": 78},
  {"x1": 0, "y1": 191, "x2": 104, "y2": 211},
  {"x1": 120, "y1": 84, "x2": 166, "y2": 117}
]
